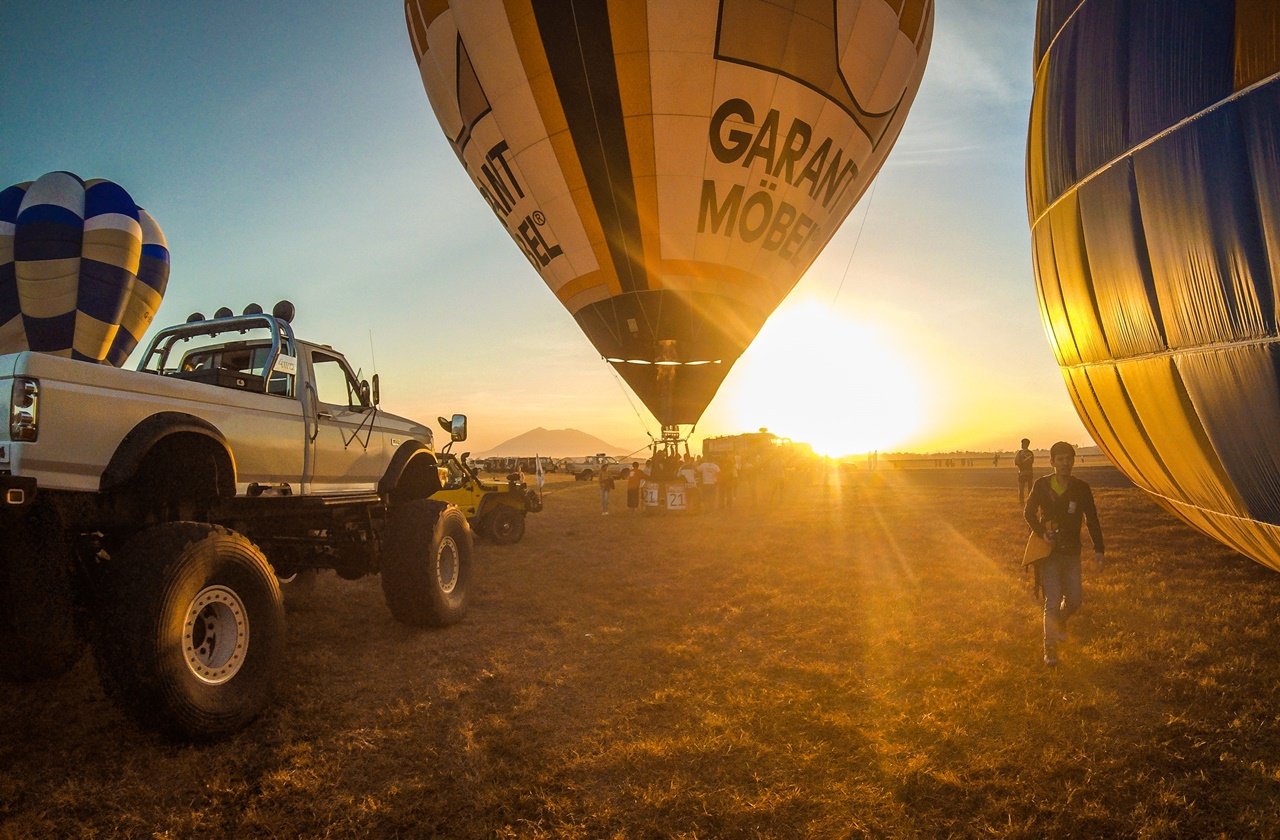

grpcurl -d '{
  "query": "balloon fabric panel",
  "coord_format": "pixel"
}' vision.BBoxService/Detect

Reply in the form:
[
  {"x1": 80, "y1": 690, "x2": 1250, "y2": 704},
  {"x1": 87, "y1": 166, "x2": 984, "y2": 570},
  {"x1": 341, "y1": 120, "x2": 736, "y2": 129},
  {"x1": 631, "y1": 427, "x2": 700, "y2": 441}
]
[
  {"x1": 1046, "y1": 189, "x2": 1110, "y2": 364},
  {"x1": 1175, "y1": 345, "x2": 1280, "y2": 524},
  {"x1": 1233, "y1": 2, "x2": 1280, "y2": 90},
  {"x1": 1123, "y1": 1, "x2": 1234, "y2": 147},
  {"x1": 107, "y1": 209, "x2": 170, "y2": 367},
  {"x1": 1075, "y1": 159, "x2": 1166, "y2": 358},
  {"x1": 407, "y1": 0, "x2": 933, "y2": 426},
  {"x1": 1132, "y1": 102, "x2": 1273, "y2": 348},
  {"x1": 1114, "y1": 355, "x2": 1246, "y2": 518},
  {"x1": 1033, "y1": 0, "x2": 1085, "y2": 68},
  {"x1": 1030, "y1": 0, "x2": 1280, "y2": 573},
  {"x1": 1240, "y1": 84, "x2": 1280, "y2": 298}
]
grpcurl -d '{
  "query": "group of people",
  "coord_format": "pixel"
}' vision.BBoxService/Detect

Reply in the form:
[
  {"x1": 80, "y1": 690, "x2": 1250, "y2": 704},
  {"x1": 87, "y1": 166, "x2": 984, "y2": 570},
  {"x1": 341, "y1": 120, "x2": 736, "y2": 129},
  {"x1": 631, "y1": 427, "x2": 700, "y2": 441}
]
[
  {"x1": 597, "y1": 453, "x2": 736, "y2": 515},
  {"x1": 1017, "y1": 437, "x2": 1106, "y2": 668}
]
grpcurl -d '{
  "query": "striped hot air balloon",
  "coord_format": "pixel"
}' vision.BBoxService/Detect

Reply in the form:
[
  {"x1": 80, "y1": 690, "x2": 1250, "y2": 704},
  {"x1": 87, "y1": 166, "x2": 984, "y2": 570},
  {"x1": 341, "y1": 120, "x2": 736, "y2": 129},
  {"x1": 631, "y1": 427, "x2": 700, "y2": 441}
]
[
  {"x1": 406, "y1": 0, "x2": 933, "y2": 428},
  {"x1": 1028, "y1": 1, "x2": 1280, "y2": 570},
  {"x1": 0, "y1": 171, "x2": 170, "y2": 366}
]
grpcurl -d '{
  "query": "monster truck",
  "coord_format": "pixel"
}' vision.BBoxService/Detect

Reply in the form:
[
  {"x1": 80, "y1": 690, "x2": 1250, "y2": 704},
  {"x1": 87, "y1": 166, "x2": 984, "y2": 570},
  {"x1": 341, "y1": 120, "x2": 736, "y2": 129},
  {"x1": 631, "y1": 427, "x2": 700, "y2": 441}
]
[
  {"x1": 431, "y1": 420, "x2": 541, "y2": 545},
  {"x1": 0, "y1": 303, "x2": 472, "y2": 739}
]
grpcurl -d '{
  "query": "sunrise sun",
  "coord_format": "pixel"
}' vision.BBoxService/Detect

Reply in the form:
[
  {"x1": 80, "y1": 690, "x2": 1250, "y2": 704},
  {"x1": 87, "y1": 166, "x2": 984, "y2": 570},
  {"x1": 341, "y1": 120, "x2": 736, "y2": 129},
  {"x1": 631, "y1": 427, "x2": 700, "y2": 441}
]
[{"x1": 719, "y1": 300, "x2": 925, "y2": 457}]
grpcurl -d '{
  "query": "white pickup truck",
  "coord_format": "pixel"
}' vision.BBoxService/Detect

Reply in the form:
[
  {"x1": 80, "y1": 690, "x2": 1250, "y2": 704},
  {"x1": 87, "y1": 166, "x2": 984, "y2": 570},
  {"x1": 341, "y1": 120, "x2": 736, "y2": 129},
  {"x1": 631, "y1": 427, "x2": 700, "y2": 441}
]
[
  {"x1": 559, "y1": 454, "x2": 631, "y2": 481},
  {"x1": 0, "y1": 304, "x2": 472, "y2": 739}
]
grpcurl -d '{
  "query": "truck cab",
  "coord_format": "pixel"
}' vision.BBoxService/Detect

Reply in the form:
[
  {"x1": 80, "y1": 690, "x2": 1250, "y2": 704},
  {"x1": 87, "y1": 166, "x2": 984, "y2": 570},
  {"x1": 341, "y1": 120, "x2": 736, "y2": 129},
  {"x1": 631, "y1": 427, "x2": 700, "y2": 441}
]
[{"x1": 134, "y1": 309, "x2": 433, "y2": 496}]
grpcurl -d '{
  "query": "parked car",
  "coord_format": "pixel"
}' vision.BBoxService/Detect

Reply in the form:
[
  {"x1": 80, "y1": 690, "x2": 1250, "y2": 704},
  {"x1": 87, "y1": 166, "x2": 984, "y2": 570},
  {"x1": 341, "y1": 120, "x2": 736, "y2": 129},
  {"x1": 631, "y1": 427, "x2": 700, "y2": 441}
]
[{"x1": 559, "y1": 454, "x2": 631, "y2": 481}]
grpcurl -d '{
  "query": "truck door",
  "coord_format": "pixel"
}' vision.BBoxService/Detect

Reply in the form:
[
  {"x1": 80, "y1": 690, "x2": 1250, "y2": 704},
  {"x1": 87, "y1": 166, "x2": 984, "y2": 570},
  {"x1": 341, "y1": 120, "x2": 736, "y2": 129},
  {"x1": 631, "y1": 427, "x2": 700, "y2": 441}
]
[{"x1": 304, "y1": 349, "x2": 386, "y2": 493}]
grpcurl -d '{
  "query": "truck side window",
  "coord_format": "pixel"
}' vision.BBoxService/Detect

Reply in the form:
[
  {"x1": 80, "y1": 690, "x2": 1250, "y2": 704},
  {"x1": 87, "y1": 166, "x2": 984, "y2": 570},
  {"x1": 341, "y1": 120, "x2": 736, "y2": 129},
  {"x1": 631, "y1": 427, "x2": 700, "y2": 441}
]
[{"x1": 312, "y1": 354, "x2": 361, "y2": 408}]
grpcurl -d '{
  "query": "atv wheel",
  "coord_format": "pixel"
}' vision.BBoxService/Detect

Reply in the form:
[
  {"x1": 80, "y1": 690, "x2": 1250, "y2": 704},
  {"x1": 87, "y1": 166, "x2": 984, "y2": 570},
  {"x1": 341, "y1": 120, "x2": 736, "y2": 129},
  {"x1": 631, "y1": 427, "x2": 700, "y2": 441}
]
[
  {"x1": 381, "y1": 500, "x2": 473, "y2": 627},
  {"x1": 485, "y1": 504, "x2": 526, "y2": 545},
  {"x1": 92, "y1": 523, "x2": 284, "y2": 740},
  {"x1": 0, "y1": 505, "x2": 85, "y2": 681}
]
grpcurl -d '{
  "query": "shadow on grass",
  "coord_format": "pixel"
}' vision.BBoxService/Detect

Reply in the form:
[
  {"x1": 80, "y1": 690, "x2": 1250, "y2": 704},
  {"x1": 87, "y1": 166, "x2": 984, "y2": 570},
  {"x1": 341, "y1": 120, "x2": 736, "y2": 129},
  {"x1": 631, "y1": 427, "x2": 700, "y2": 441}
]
[{"x1": 5, "y1": 470, "x2": 1280, "y2": 836}]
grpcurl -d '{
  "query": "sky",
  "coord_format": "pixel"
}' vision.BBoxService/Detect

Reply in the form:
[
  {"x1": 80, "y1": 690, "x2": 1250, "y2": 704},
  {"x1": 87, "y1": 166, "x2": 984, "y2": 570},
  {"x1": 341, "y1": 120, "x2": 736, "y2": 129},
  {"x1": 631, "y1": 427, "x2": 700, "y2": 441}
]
[{"x1": 0, "y1": 1, "x2": 1092, "y2": 458}]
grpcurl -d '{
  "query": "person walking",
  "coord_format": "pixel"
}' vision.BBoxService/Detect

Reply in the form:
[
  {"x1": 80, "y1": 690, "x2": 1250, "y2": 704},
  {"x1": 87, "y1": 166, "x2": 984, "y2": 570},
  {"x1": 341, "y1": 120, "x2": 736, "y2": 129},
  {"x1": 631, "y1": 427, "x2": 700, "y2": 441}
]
[
  {"x1": 1014, "y1": 438, "x2": 1035, "y2": 505},
  {"x1": 1023, "y1": 441, "x2": 1105, "y2": 667},
  {"x1": 599, "y1": 469, "x2": 615, "y2": 515}
]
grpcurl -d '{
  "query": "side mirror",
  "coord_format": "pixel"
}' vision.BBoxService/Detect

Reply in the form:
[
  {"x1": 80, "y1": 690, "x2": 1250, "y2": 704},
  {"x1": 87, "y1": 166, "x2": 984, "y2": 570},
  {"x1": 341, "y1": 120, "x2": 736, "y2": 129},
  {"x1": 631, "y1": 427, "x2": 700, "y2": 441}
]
[
  {"x1": 451, "y1": 413, "x2": 468, "y2": 442},
  {"x1": 359, "y1": 380, "x2": 371, "y2": 407},
  {"x1": 438, "y1": 416, "x2": 452, "y2": 433},
  {"x1": 372, "y1": 373, "x2": 380, "y2": 406}
]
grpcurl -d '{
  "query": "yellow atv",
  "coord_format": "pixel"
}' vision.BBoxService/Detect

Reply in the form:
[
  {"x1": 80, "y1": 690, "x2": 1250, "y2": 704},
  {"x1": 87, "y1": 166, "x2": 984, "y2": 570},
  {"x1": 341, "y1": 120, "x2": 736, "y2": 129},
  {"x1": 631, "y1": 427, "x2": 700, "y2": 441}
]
[{"x1": 430, "y1": 418, "x2": 542, "y2": 544}]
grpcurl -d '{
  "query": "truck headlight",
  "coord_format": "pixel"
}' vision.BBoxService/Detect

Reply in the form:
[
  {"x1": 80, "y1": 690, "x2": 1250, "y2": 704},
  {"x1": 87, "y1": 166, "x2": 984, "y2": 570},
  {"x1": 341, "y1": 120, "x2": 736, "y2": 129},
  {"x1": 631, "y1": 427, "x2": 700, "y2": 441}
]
[{"x1": 10, "y1": 377, "x2": 38, "y2": 442}]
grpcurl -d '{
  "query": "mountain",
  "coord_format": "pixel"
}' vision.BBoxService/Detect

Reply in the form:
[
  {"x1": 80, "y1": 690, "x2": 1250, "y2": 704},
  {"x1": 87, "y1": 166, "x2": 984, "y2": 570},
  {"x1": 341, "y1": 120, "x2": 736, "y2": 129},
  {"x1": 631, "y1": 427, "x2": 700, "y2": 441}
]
[{"x1": 477, "y1": 428, "x2": 627, "y2": 458}]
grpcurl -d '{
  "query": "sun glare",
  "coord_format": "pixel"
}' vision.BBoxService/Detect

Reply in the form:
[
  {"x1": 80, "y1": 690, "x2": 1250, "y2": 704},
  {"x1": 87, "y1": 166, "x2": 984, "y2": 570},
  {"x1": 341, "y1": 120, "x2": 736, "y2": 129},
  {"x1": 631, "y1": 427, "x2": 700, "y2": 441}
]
[{"x1": 720, "y1": 301, "x2": 925, "y2": 457}]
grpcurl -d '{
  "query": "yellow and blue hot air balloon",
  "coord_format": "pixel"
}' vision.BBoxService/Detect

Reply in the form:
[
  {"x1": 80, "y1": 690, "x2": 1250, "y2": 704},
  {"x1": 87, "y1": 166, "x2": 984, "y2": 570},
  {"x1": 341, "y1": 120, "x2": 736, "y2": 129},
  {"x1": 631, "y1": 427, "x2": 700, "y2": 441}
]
[
  {"x1": 1028, "y1": 1, "x2": 1280, "y2": 569},
  {"x1": 406, "y1": 0, "x2": 933, "y2": 430},
  {"x1": 0, "y1": 171, "x2": 169, "y2": 366}
]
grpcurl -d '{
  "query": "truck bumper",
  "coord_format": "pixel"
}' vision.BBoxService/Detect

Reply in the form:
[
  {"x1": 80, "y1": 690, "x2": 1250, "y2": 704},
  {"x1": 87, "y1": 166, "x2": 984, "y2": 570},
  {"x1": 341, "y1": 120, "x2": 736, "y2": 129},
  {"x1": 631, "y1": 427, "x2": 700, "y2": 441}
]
[{"x1": 0, "y1": 474, "x2": 37, "y2": 510}]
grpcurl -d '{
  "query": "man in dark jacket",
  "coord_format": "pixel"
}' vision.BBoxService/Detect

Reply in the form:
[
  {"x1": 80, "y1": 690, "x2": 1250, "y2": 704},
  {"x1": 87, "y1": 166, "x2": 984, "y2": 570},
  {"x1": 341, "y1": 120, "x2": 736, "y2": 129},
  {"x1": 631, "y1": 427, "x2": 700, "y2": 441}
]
[{"x1": 1023, "y1": 441, "x2": 1105, "y2": 666}]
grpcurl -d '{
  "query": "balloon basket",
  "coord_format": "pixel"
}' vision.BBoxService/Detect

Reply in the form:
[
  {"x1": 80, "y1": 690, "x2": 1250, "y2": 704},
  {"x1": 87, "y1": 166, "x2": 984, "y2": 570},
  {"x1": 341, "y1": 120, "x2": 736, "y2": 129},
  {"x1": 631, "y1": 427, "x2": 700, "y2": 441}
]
[{"x1": 641, "y1": 481, "x2": 698, "y2": 515}]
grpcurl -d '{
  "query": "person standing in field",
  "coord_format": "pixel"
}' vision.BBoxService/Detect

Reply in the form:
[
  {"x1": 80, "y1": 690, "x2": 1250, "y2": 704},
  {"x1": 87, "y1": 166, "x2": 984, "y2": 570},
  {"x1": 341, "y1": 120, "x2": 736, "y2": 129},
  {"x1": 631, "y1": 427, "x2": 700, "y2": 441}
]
[
  {"x1": 599, "y1": 468, "x2": 615, "y2": 515},
  {"x1": 1023, "y1": 441, "x2": 1105, "y2": 667},
  {"x1": 1014, "y1": 438, "x2": 1035, "y2": 505},
  {"x1": 678, "y1": 455, "x2": 700, "y2": 512},
  {"x1": 697, "y1": 456, "x2": 720, "y2": 511},
  {"x1": 626, "y1": 461, "x2": 644, "y2": 513},
  {"x1": 719, "y1": 454, "x2": 738, "y2": 509}
]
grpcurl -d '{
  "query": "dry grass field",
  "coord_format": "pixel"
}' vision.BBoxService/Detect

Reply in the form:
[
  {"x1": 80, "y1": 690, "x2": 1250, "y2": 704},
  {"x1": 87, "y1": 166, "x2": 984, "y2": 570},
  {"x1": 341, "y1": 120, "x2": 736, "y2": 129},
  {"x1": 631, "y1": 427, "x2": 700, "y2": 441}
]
[{"x1": 6, "y1": 465, "x2": 1280, "y2": 838}]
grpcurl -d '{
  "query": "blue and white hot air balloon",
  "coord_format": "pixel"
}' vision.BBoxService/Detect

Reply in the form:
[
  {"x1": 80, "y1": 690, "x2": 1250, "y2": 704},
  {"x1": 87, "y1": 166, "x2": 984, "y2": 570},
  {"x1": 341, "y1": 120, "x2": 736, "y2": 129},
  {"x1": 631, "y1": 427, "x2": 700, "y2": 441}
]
[{"x1": 0, "y1": 171, "x2": 170, "y2": 366}]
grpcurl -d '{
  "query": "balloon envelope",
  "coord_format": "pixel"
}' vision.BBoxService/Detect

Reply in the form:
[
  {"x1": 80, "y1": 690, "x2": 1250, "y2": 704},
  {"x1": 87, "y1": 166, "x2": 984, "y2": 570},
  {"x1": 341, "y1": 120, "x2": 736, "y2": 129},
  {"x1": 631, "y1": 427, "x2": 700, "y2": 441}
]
[
  {"x1": 406, "y1": 0, "x2": 933, "y2": 425},
  {"x1": 0, "y1": 171, "x2": 170, "y2": 365},
  {"x1": 1028, "y1": 1, "x2": 1280, "y2": 569}
]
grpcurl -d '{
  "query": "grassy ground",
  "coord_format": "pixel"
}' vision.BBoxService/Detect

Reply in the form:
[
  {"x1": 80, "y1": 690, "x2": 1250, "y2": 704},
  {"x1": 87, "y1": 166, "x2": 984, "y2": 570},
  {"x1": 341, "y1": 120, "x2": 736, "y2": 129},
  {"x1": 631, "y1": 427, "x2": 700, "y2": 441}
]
[{"x1": 5, "y1": 467, "x2": 1280, "y2": 838}]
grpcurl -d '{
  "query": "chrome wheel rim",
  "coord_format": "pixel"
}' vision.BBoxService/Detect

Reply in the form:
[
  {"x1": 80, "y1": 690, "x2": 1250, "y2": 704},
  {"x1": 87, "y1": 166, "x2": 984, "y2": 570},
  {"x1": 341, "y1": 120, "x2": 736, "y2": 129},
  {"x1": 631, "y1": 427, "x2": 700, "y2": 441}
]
[
  {"x1": 182, "y1": 585, "x2": 249, "y2": 685},
  {"x1": 435, "y1": 536, "x2": 460, "y2": 595}
]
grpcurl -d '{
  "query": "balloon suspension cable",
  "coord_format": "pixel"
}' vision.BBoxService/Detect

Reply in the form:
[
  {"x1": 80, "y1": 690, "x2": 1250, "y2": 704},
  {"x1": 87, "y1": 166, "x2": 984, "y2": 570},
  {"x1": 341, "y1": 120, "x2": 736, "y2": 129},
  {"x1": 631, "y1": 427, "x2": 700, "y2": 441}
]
[
  {"x1": 606, "y1": 358, "x2": 656, "y2": 440},
  {"x1": 832, "y1": 180, "x2": 878, "y2": 307}
]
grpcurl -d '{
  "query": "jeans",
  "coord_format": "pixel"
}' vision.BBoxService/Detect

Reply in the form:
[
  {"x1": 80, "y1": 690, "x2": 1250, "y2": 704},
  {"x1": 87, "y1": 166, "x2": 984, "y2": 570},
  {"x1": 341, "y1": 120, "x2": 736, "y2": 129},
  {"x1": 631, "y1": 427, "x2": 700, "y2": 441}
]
[
  {"x1": 600, "y1": 487, "x2": 610, "y2": 512},
  {"x1": 1041, "y1": 553, "x2": 1082, "y2": 652}
]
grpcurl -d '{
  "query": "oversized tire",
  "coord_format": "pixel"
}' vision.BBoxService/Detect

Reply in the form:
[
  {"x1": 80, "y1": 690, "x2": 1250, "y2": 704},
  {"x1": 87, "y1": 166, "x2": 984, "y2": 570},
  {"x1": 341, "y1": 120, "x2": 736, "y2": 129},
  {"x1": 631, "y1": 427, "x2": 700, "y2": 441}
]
[
  {"x1": 381, "y1": 500, "x2": 473, "y2": 627},
  {"x1": 91, "y1": 523, "x2": 284, "y2": 740},
  {"x1": 485, "y1": 504, "x2": 526, "y2": 545},
  {"x1": 0, "y1": 505, "x2": 85, "y2": 682}
]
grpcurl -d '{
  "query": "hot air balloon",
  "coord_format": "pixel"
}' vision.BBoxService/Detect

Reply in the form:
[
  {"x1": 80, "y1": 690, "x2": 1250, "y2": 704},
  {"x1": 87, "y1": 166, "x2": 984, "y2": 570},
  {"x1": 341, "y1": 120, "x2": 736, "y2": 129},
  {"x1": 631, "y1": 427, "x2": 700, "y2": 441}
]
[
  {"x1": 406, "y1": 0, "x2": 933, "y2": 439},
  {"x1": 1028, "y1": 1, "x2": 1280, "y2": 570},
  {"x1": 0, "y1": 171, "x2": 170, "y2": 366}
]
